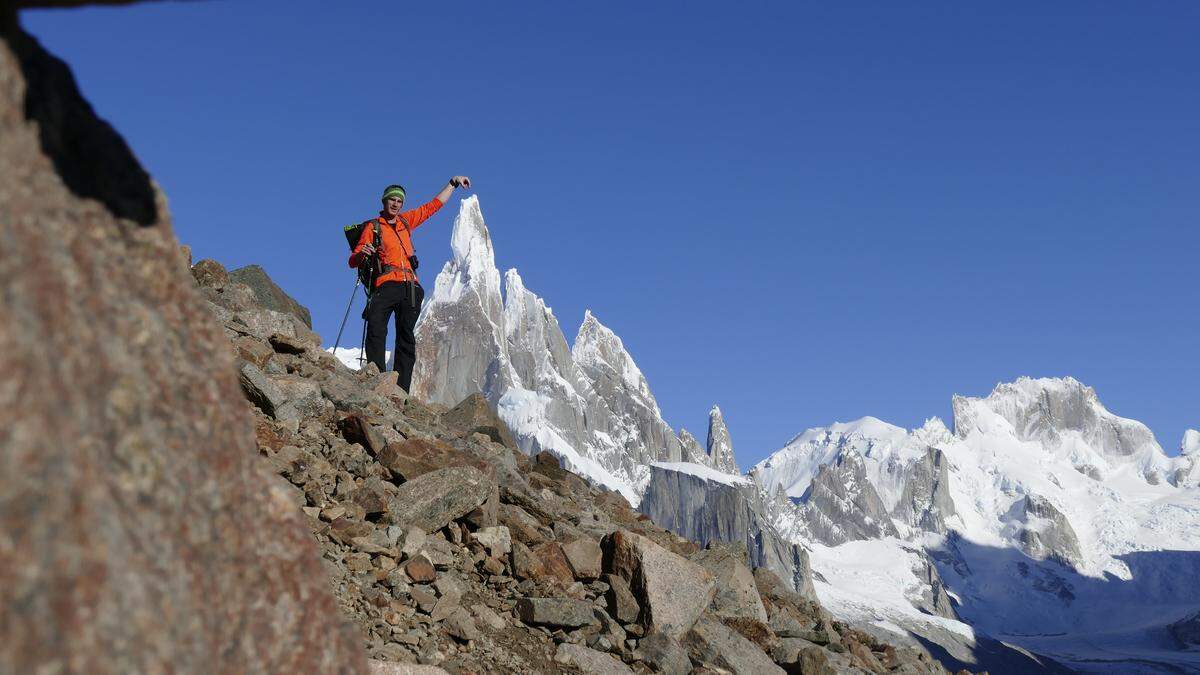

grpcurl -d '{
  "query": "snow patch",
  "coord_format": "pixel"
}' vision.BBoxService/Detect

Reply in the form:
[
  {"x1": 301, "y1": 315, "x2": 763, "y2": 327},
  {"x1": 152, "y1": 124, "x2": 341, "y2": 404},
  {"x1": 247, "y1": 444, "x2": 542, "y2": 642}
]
[
  {"x1": 327, "y1": 346, "x2": 392, "y2": 371},
  {"x1": 651, "y1": 461, "x2": 753, "y2": 487}
]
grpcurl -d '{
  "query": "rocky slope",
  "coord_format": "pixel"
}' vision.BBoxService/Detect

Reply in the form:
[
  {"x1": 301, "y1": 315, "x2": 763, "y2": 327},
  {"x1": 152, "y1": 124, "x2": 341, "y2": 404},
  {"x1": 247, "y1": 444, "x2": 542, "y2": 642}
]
[
  {"x1": 0, "y1": 9, "x2": 362, "y2": 674},
  {"x1": 192, "y1": 258, "x2": 961, "y2": 674}
]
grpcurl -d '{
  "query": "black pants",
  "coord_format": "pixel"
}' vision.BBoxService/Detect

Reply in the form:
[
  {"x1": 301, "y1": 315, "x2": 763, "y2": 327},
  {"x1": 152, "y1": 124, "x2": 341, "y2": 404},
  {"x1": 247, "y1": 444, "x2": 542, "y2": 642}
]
[{"x1": 364, "y1": 281, "x2": 424, "y2": 391}]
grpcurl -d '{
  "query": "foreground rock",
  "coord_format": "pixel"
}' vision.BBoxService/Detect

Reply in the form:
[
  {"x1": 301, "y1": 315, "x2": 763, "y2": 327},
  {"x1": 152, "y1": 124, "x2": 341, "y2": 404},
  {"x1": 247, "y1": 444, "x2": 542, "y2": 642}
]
[
  {"x1": 683, "y1": 617, "x2": 785, "y2": 675},
  {"x1": 390, "y1": 466, "x2": 496, "y2": 533},
  {"x1": 0, "y1": 12, "x2": 362, "y2": 674},
  {"x1": 603, "y1": 529, "x2": 715, "y2": 638}
]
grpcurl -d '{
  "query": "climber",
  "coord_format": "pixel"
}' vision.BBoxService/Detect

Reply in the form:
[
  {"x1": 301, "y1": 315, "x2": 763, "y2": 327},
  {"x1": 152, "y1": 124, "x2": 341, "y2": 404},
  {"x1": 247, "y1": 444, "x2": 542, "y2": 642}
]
[{"x1": 349, "y1": 176, "x2": 472, "y2": 390}]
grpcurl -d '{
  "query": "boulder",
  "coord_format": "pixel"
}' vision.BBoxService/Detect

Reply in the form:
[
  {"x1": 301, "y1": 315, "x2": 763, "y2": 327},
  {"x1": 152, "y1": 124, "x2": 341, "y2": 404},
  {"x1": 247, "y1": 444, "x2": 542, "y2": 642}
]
[
  {"x1": 0, "y1": 19, "x2": 362, "y2": 674},
  {"x1": 603, "y1": 574, "x2": 641, "y2": 624},
  {"x1": 268, "y1": 374, "x2": 327, "y2": 420},
  {"x1": 552, "y1": 638, "x2": 633, "y2": 672},
  {"x1": 602, "y1": 529, "x2": 715, "y2": 638},
  {"x1": 682, "y1": 617, "x2": 785, "y2": 675},
  {"x1": 511, "y1": 541, "x2": 542, "y2": 581},
  {"x1": 192, "y1": 258, "x2": 229, "y2": 289},
  {"x1": 404, "y1": 555, "x2": 437, "y2": 583},
  {"x1": 532, "y1": 541, "x2": 577, "y2": 586},
  {"x1": 268, "y1": 332, "x2": 308, "y2": 355},
  {"x1": 227, "y1": 263, "x2": 313, "y2": 328},
  {"x1": 388, "y1": 466, "x2": 495, "y2": 533},
  {"x1": 516, "y1": 597, "x2": 596, "y2": 629},
  {"x1": 554, "y1": 643, "x2": 634, "y2": 674},
  {"x1": 338, "y1": 414, "x2": 387, "y2": 457},
  {"x1": 441, "y1": 393, "x2": 517, "y2": 449},
  {"x1": 233, "y1": 335, "x2": 275, "y2": 370},
  {"x1": 561, "y1": 536, "x2": 603, "y2": 581},
  {"x1": 232, "y1": 307, "x2": 320, "y2": 348},
  {"x1": 237, "y1": 360, "x2": 295, "y2": 420},
  {"x1": 772, "y1": 638, "x2": 835, "y2": 675},
  {"x1": 350, "y1": 478, "x2": 398, "y2": 518},
  {"x1": 443, "y1": 607, "x2": 481, "y2": 642},
  {"x1": 694, "y1": 545, "x2": 769, "y2": 623},
  {"x1": 499, "y1": 503, "x2": 550, "y2": 545},
  {"x1": 376, "y1": 437, "x2": 494, "y2": 482},
  {"x1": 635, "y1": 632, "x2": 692, "y2": 675},
  {"x1": 469, "y1": 526, "x2": 511, "y2": 557}
]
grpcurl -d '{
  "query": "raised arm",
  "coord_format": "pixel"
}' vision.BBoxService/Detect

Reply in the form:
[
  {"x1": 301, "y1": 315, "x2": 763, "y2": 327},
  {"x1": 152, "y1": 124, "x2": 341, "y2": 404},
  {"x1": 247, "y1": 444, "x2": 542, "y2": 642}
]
[
  {"x1": 404, "y1": 176, "x2": 473, "y2": 230},
  {"x1": 435, "y1": 176, "x2": 472, "y2": 205}
]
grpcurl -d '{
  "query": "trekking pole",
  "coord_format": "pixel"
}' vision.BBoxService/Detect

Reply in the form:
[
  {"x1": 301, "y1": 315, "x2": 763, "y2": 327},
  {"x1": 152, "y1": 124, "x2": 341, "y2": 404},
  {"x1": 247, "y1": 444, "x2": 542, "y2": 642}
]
[
  {"x1": 332, "y1": 277, "x2": 361, "y2": 354},
  {"x1": 358, "y1": 306, "x2": 370, "y2": 368}
]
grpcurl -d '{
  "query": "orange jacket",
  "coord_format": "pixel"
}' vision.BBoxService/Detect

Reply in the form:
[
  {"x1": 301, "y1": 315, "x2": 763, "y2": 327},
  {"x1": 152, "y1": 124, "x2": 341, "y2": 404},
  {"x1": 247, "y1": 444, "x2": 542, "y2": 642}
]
[{"x1": 348, "y1": 198, "x2": 444, "y2": 286}]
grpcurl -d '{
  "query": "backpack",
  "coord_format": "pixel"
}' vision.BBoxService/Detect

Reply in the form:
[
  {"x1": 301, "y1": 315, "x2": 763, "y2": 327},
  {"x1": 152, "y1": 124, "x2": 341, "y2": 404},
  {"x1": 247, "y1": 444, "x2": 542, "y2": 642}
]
[{"x1": 343, "y1": 219, "x2": 382, "y2": 294}]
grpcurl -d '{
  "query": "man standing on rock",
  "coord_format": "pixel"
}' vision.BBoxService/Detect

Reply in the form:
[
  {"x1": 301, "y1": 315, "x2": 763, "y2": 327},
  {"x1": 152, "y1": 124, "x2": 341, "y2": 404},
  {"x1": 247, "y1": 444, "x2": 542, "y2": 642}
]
[{"x1": 349, "y1": 176, "x2": 471, "y2": 390}]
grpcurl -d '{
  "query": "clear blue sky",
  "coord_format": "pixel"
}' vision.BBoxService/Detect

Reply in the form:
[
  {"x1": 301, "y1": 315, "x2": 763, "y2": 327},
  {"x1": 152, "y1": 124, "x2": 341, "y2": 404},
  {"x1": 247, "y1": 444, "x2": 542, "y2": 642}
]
[{"x1": 24, "y1": 2, "x2": 1198, "y2": 466}]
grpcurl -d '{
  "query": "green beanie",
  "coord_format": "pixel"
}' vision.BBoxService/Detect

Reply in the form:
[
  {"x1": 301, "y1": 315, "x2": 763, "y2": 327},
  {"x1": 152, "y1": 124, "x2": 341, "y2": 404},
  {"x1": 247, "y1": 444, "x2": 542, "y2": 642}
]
[{"x1": 381, "y1": 184, "x2": 406, "y2": 202}]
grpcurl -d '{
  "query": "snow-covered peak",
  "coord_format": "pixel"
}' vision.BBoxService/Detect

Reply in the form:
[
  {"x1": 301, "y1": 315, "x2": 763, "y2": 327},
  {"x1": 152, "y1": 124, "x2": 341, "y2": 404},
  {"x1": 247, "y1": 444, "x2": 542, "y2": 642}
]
[
  {"x1": 571, "y1": 310, "x2": 660, "y2": 415},
  {"x1": 448, "y1": 195, "x2": 492, "y2": 268},
  {"x1": 503, "y1": 267, "x2": 526, "y2": 296},
  {"x1": 955, "y1": 376, "x2": 1159, "y2": 454},
  {"x1": 753, "y1": 415, "x2": 924, "y2": 507},
  {"x1": 1183, "y1": 429, "x2": 1200, "y2": 456},
  {"x1": 911, "y1": 417, "x2": 954, "y2": 446},
  {"x1": 421, "y1": 195, "x2": 505, "y2": 321},
  {"x1": 706, "y1": 405, "x2": 740, "y2": 475},
  {"x1": 787, "y1": 416, "x2": 910, "y2": 448},
  {"x1": 951, "y1": 376, "x2": 1173, "y2": 484}
]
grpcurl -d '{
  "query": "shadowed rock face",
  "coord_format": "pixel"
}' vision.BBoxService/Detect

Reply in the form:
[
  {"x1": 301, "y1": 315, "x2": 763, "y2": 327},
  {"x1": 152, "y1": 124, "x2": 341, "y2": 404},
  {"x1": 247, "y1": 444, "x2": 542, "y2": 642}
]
[
  {"x1": 1011, "y1": 494, "x2": 1083, "y2": 569},
  {"x1": 0, "y1": 14, "x2": 363, "y2": 674},
  {"x1": 1171, "y1": 611, "x2": 1200, "y2": 648},
  {"x1": 640, "y1": 465, "x2": 817, "y2": 600}
]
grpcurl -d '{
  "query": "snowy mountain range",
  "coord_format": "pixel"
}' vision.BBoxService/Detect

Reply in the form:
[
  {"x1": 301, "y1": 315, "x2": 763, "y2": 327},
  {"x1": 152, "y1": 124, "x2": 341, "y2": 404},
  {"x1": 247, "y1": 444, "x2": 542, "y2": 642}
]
[
  {"x1": 753, "y1": 377, "x2": 1200, "y2": 672},
  {"x1": 349, "y1": 197, "x2": 1200, "y2": 673}
]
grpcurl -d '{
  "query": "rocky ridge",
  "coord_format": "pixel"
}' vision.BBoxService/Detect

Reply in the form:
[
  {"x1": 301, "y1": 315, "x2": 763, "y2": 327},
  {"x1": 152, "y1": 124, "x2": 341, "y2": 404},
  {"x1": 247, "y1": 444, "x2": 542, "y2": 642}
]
[{"x1": 194, "y1": 258, "x2": 963, "y2": 674}]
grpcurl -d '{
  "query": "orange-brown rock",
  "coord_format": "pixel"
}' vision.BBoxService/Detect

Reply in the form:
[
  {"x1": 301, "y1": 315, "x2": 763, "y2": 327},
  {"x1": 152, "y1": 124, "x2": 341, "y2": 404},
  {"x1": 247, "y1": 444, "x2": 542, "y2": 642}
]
[{"x1": 0, "y1": 12, "x2": 363, "y2": 673}]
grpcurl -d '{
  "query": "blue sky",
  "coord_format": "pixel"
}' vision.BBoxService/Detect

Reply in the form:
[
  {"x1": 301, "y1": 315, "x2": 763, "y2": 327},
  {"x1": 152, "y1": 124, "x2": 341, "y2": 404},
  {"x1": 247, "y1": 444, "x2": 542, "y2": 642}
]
[{"x1": 24, "y1": 2, "x2": 1198, "y2": 466}]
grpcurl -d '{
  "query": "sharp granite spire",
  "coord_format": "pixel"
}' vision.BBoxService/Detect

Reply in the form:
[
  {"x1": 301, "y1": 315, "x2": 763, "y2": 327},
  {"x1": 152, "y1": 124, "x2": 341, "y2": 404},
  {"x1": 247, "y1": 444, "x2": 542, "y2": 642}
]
[
  {"x1": 706, "y1": 405, "x2": 740, "y2": 475},
  {"x1": 411, "y1": 195, "x2": 515, "y2": 406}
]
